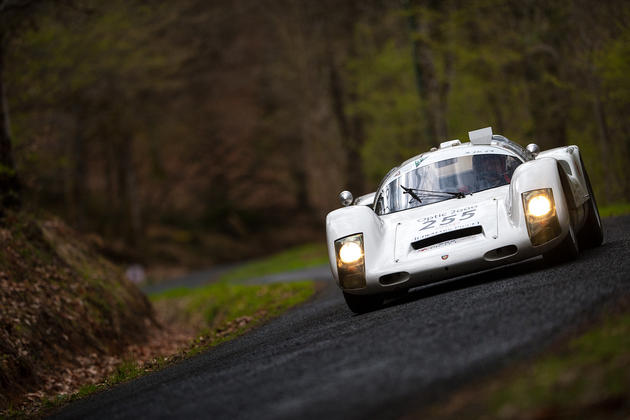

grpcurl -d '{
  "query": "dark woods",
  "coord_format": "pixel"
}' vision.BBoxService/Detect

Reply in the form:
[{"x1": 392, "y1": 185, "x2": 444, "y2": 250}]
[{"x1": 1, "y1": 0, "x2": 629, "y2": 263}]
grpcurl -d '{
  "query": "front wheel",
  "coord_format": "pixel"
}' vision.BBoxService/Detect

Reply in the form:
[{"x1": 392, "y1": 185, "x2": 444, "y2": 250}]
[
  {"x1": 577, "y1": 156, "x2": 604, "y2": 248},
  {"x1": 343, "y1": 291, "x2": 384, "y2": 314},
  {"x1": 544, "y1": 224, "x2": 579, "y2": 265}
]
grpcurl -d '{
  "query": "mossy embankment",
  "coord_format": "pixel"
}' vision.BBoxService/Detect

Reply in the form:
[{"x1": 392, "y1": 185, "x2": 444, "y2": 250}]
[
  {"x1": 0, "y1": 211, "x2": 156, "y2": 410},
  {"x1": 0, "y1": 211, "x2": 318, "y2": 416}
]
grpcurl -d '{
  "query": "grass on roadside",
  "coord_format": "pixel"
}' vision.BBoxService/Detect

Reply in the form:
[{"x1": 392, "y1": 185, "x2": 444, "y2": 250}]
[
  {"x1": 152, "y1": 279, "x2": 317, "y2": 360},
  {"x1": 600, "y1": 202, "x2": 630, "y2": 218},
  {"x1": 489, "y1": 312, "x2": 629, "y2": 418},
  {"x1": 39, "y1": 360, "x2": 148, "y2": 412},
  {"x1": 151, "y1": 280, "x2": 316, "y2": 333},
  {"x1": 420, "y1": 304, "x2": 630, "y2": 419},
  {"x1": 217, "y1": 242, "x2": 328, "y2": 283}
]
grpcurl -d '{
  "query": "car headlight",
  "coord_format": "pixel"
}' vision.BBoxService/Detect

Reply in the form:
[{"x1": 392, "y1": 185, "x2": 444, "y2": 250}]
[
  {"x1": 522, "y1": 188, "x2": 561, "y2": 246},
  {"x1": 527, "y1": 194, "x2": 552, "y2": 217},
  {"x1": 339, "y1": 241, "x2": 363, "y2": 264},
  {"x1": 334, "y1": 233, "x2": 366, "y2": 289}
]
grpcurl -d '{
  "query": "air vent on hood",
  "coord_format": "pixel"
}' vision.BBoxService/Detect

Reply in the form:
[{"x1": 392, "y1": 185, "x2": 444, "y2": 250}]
[{"x1": 411, "y1": 225, "x2": 483, "y2": 250}]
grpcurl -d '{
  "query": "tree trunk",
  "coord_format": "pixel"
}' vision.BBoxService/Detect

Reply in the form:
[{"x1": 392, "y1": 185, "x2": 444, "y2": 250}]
[
  {"x1": 404, "y1": 0, "x2": 431, "y2": 142},
  {"x1": 592, "y1": 88, "x2": 611, "y2": 203},
  {"x1": 0, "y1": 38, "x2": 20, "y2": 212},
  {"x1": 116, "y1": 136, "x2": 142, "y2": 246},
  {"x1": 487, "y1": 91, "x2": 505, "y2": 134},
  {"x1": 327, "y1": 54, "x2": 365, "y2": 194},
  {"x1": 407, "y1": 0, "x2": 450, "y2": 143},
  {"x1": 70, "y1": 106, "x2": 87, "y2": 230}
]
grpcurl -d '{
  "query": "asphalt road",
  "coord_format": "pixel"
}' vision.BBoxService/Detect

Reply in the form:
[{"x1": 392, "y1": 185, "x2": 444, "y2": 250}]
[{"x1": 54, "y1": 216, "x2": 630, "y2": 420}]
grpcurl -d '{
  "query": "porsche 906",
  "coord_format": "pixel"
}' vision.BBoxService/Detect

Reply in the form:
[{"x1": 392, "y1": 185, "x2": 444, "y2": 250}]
[{"x1": 326, "y1": 127, "x2": 603, "y2": 313}]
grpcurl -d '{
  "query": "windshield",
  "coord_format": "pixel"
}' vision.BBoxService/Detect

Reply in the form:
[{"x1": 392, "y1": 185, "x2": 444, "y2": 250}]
[{"x1": 374, "y1": 153, "x2": 522, "y2": 215}]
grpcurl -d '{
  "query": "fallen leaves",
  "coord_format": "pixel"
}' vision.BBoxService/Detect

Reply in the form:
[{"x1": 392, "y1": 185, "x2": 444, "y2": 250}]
[
  {"x1": 7, "y1": 320, "x2": 196, "y2": 417},
  {"x1": 0, "y1": 213, "x2": 156, "y2": 415},
  {"x1": 1, "y1": 213, "x2": 315, "y2": 417}
]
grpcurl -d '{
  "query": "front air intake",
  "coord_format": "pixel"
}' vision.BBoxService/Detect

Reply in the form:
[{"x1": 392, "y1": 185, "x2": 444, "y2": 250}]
[
  {"x1": 411, "y1": 225, "x2": 483, "y2": 250},
  {"x1": 484, "y1": 245, "x2": 518, "y2": 261},
  {"x1": 379, "y1": 272, "x2": 410, "y2": 286}
]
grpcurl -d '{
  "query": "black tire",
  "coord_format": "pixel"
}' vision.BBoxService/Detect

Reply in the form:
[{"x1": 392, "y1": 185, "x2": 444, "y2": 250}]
[
  {"x1": 343, "y1": 291, "x2": 384, "y2": 314},
  {"x1": 544, "y1": 224, "x2": 579, "y2": 265},
  {"x1": 387, "y1": 289, "x2": 409, "y2": 301},
  {"x1": 577, "y1": 156, "x2": 604, "y2": 248}
]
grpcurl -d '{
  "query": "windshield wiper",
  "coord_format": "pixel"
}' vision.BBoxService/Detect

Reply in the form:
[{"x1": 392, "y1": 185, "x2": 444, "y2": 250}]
[
  {"x1": 401, "y1": 186, "x2": 467, "y2": 200},
  {"x1": 401, "y1": 185, "x2": 423, "y2": 203},
  {"x1": 414, "y1": 188, "x2": 466, "y2": 199}
]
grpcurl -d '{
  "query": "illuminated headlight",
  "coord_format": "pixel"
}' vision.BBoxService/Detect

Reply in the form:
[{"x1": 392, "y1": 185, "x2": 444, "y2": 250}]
[
  {"x1": 339, "y1": 242, "x2": 363, "y2": 264},
  {"x1": 334, "y1": 233, "x2": 366, "y2": 289},
  {"x1": 522, "y1": 189, "x2": 561, "y2": 246},
  {"x1": 527, "y1": 195, "x2": 552, "y2": 217}
]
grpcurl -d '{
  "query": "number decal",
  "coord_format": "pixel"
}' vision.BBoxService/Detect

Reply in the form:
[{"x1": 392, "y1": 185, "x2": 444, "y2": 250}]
[
  {"x1": 460, "y1": 209, "x2": 475, "y2": 220},
  {"x1": 417, "y1": 206, "x2": 478, "y2": 235},
  {"x1": 440, "y1": 215, "x2": 455, "y2": 225},
  {"x1": 420, "y1": 219, "x2": 436, "y2": 231}
]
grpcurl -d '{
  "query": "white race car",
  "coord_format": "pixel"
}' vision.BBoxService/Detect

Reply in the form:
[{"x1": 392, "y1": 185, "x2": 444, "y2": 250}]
[{"x1": 326, "y1": 127, "x2": 603, "y2": 313}]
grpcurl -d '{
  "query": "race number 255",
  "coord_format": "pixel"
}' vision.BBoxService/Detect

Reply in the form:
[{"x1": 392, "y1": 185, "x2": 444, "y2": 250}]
[{"x1": 419, "y1": 209, "x2": 476, "y2": 231}]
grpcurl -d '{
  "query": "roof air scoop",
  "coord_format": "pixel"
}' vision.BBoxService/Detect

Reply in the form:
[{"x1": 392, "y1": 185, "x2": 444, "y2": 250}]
[
  {"x1": 439, "y1": 139, "x2": 461, "y2": 149},
  {"x1": 468, "y1": 126, "x2": 493, "y2": 144}
]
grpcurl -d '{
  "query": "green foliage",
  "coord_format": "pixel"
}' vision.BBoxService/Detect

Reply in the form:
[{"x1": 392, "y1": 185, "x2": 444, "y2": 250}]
[
  {"x1": 0, "y1": 164, "x2": 16, "y2": 177},
  {"x1": 75, "y1": 383, "x2": 104, "y2": 399},
  {"x1": 217, "y1": 243, "x2": 328, "y2": 283},
  {"x1": 149, "y1": 280, "x2": 315, "y2": 376},
  {"x1": 9, "y1": 1, "x2": 184, "y2": 106},
  {"x1": 417, "y1": 305, "x2": 630, "y2": 419},
  {"x1": 595, "y1": 18, "x2": 630, "y2": 105},
  {"x1": 342, "y1": 0, "x2": 630, "y2": 203},
  {"x1": 5, "y1": 0, "x2": 630, "y2": 262},
  {"x1": 487, "y1": 311, "x2": 630, "y2": 416},
  {"x1": 151, "y1": 281, "x2": 315, "y2": 327},
  {"x1": 150, "y1": 279, "x2": 316, "y2": 370},
  {"x1": 599, "y1": 202, "x2": 630, "y2": 218},
  {"x1": 345, "y1": 22, "x2": 425, "y2": 185},
  {"x1": 6, "y1": 0, "x2": 191, "y2": 244},
  {"x1": 107, "y1": 360, "x2": 145, "y2": 385}
]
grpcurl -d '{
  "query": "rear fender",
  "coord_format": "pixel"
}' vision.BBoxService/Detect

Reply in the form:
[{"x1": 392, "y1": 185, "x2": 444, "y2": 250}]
[{"x1": 537, "y1": 146, "x2": 589, "y2": 208}]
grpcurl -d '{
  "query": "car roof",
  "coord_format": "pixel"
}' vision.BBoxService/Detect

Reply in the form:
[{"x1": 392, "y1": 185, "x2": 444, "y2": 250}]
[{"x1": 380, "y1": 140, "x2": 523, "y2": 188}]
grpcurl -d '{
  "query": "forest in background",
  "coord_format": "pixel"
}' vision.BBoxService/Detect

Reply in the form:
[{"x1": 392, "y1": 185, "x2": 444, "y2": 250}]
[{"x1": 1, "y1": 0, "x2": 629, "y2": 266}]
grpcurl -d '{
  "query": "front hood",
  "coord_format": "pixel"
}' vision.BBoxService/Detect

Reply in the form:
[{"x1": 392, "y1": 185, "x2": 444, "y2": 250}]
[{"x1": 391, "y1": 191, "x2": 502, "y2": 262}]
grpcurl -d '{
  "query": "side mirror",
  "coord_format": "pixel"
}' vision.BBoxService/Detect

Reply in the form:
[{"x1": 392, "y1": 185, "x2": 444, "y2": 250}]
[
  {"x1": 526, "y1": 143, "x2": 540, "y2": 157},
  {"x1": 339, "y1": 190, "x2": 353, "y2": 207}
]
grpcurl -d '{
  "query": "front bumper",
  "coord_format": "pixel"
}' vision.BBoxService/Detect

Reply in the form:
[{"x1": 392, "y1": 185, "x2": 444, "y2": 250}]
[{"x1": 345, "y1": 216, "x2": 568, "y2": 296}]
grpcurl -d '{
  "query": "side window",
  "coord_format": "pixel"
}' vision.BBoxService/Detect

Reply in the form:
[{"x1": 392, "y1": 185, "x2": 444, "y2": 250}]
[
  {"x1": 506, "y1": 156, "x2": 522, "y2": 178},
  {"x1": 474, "y1": 154, "x2": 522, "y2": 191},
  {"x1": 374, "y1": 195, "x2": 384, "y2": 215}
]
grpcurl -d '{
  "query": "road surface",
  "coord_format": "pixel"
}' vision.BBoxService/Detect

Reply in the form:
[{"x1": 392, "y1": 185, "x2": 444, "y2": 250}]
[{"x1": 54, "y1": 216, "x2": 630, "y2": 419}]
